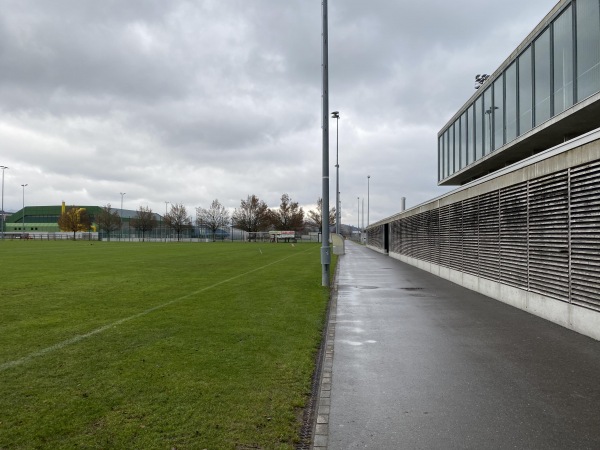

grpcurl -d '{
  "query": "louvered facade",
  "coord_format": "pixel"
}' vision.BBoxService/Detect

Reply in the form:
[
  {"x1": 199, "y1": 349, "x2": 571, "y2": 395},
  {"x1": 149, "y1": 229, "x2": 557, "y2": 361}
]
[
  {"x1": 367, "y1": 131, "x2": 600, "y2": 339},
  {"x1": 365, "y1": 0, "x2": 600, "y2": 340}
]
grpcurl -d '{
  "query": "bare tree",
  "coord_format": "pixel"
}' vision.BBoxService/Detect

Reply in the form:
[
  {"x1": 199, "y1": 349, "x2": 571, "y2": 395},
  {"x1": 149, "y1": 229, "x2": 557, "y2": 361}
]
[
  {"x1": 196, "y1": 199, "x2": 230, "y2": 241},
  {"x1": 164, "y1": 203, "x2": 192, "y2": 241},
  {"x1": 130, "y1": 206, "x2": 157, "y2": 241},
  {"x1": 232, "y1": 195, "x2": 271, "y2": 232},
  {"x1": 58, "y1": 206, "x2": 92, "y2": 240},
  {"x1": 306, "y1": 197, "x2": 336, "y2": 230},
  {"x1": 95, "y1": 204, "x2": 122, "y2": 241},
  {"x1": 270, "y1": 193, "x2": 304, "y2": 231}
]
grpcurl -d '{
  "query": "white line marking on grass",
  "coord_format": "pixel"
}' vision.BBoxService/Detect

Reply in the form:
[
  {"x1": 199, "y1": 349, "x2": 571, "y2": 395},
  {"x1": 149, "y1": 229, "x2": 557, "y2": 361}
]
[{"x1": 0, "y1": 247, "x2": 316, "y2": 372}]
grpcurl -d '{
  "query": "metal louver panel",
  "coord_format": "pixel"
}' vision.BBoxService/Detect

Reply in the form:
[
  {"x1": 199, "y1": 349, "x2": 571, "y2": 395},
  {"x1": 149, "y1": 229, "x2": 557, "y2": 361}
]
[
  {"x1": 390, "y1": 220, "x2": 401, "y2": 254},
  {"x1": 413, "y1": 211, "x2": 429, "y2": 262},
  {"x1": 478, "y1": 191, "x2": 500, "y2": 282},
  {"x1": 439, "y1": 205, "x2": 452, "y2": 268},
  {"x1": 428, "y1": 208, "x2": 440, "y2": 265},
  {"x1": 528, "y1": 171, "x2": 569, "y2": 301},
  {"x1": 500, "y1": 182, "x2": 529, "y2": 289},
  {"x1": 448, "y1": 201, "x2": 463, "y2": 271},
  {"x1": 570, "y1": 161, "x2": 600, "y2": 311},
  {"x1": 462, "y1": 196, "x2": 480, "y2": 277}
]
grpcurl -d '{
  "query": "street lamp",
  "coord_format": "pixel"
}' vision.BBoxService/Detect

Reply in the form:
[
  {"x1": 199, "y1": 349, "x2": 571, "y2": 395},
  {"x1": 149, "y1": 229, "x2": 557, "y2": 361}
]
[
  {"x1": 367, "y1": 175, "x2": 370, "y2": 227},
  {"x1": 331, "y1": 111, "x2": 340, "y2": 234},
  {"x1": 21, "y1": 184, "x2": 28, "y2": 232},
  {"x1": 1, "y1": 166, "x2": 7, "y2": 239}
]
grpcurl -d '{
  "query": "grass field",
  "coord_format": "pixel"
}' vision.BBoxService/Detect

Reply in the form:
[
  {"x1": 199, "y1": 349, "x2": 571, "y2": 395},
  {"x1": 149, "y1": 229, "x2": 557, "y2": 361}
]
[{"x1": 0, "y1": 240, "x2": 332, "y2": 449}]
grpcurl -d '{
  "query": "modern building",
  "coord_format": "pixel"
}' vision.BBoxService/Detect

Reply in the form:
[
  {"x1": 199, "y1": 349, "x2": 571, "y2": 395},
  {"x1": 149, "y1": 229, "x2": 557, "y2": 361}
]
[
  {"x1": 366, "y1": 0, "x2": 600, "y2": 341},
  {"x1": 439, "y1": 0, "x2": 600, "y2": 186}
]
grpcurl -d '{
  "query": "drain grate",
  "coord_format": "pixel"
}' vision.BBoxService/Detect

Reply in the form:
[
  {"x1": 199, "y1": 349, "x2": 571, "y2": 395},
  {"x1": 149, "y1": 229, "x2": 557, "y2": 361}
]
[{"x1": 295, "y1": 283, "x2": 333, "y2": 449}]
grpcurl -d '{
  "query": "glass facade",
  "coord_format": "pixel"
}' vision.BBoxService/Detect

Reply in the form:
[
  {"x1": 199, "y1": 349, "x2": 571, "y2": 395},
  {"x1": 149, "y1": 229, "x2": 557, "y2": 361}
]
[
  {"x1": 467, "y1": 105, "x2": 474, "y2": 164},
  {"x1": 439, "y1": 0, "x2": 600, "y2": 183},
  {"x1": 534, "y1": 29, "x2": 551, "y2": 125},
  {"x1": 493, "y1": 77, "x2": 504, "y2": 150},
  {"x1": 460, "y1": 111, "x2": 467, "y2": 168},
  {"x1": 505, "y1": 62, "x2": 518, "y2": 142},
  {"x1": 475, "y1": 96, "x2": 484, "y2": 160},
  {"x1": 576, "y1": 0, "x2": 600, "y2": 100},
  {"x1": 554, "y1": 6, "x2": 574, "y2": 114},
  {"x1": 519, "y1": 47, "x2": 533, "y2": 134}
]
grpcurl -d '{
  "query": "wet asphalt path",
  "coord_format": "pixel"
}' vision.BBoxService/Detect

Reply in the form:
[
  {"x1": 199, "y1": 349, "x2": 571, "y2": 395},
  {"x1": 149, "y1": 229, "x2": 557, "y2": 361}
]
[{"x1": 326, "y1": 241, "x2": 600, "y2": 449}]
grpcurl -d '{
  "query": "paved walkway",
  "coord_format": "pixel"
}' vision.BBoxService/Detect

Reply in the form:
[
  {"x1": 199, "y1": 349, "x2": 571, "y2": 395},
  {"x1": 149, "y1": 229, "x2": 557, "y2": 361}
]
[{"x1": 313, "y1": 241, "x2": 600, "y2": 449}]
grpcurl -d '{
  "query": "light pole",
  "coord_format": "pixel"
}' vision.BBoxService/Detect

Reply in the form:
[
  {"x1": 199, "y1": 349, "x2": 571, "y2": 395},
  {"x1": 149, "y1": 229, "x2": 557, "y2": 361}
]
[
  {"x1": 1, "y1": 166, "x2": 7, "y2": 239},
  {"x1": 320, "y1": 0, "x2": 331, "y2": 287},
  {"x1": 120, "y1": 192, "x2": 126, "y2": 241},
  {"x1": 331, "y1": 111, "x2": 340, "y2": 234},
  {"x1": 367, "y1": 175, "x2": 370, "y2": 227},
  {"x1": 357, "y1": 196, "x2": 360, "y2": 242},
  {"x1": 21, "y1": 184, "x2": 28, "y2": 233},
  {"x1": 164, "y1": 201, "x2": 169, "y2": 242}
]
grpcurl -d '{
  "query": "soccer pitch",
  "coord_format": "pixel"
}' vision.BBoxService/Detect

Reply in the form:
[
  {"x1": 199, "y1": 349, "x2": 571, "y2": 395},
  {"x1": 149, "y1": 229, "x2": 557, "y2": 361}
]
[{"x1": 0, "y1": 241, "x2": 331, "y2": 449}]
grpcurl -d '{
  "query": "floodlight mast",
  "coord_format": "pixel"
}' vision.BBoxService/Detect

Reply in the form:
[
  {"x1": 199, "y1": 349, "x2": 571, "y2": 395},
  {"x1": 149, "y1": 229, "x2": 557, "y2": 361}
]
[
  {"x1": 331, "y1": 111, "x2": 340, "y2": 235},
  {"x1": 321, "y1": 0, "x2": 331, "y2": 287}
]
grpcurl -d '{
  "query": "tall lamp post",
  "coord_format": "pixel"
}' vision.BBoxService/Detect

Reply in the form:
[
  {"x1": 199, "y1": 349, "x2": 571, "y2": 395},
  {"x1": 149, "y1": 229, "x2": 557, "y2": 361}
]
[
  {"x1": 21, "y1": 184, "x2": 28, "y2": 232},
  {"x1": 357, "y1": 196, "x2": 360, "y2": 241},
  {"x1": 331, "y1": 111, "x2": 340, "y2": 234},
  {"x1": 120, "y1": 192, "x2": 126, "y2": 241},
  {"x1": 1, "y1": 166, "x2": 7, "y2": 239},
  {"x1": 320, "y1": 0, "x2": 331, "y2": 287},
  {"x1": 164, "y1": 201, "x2": 169, "y2": 242},
  {"x1": 367, "y1": 175, "x2": 370, "y2": 227}
]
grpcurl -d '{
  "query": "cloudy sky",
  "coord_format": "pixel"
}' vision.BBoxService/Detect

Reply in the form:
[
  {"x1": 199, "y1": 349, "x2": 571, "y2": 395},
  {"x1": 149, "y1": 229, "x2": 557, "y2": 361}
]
[{"x1": 0, "y1": 0, "x2": 558, "y2": 225}]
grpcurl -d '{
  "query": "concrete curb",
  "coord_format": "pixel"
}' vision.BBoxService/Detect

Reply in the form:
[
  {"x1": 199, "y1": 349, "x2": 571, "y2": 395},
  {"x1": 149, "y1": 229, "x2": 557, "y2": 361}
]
[{"x1": 310, "y1": 261, "x2": 339, "y2": 450}]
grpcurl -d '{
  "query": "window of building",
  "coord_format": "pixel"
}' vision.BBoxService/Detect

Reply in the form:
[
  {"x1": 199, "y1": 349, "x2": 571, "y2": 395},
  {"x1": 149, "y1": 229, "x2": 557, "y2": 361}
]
[
  {"x1": 449, "y1": 124, "x2": 455, "y2": 174},
  {"x1": 534, "y1": 28, "x2": 552, "y2": 125},
  {"x1": 475, "y1": 96, "x2": 484, "y2": 160},
  {"x1": 483, "y1": 87, "x2": 493, "y2": 155},
  {"x1": 553, "y1": 5, "x2": 574, "y2": 114},
  {"x1": 439, "y1": 135, "x2": 444, "y2": 180},
  {"x1": 493, "y1": 77, "x2": 504, "y2": 150},
  {"x1": 505, "y1": 62, "x2": 518, "y2": 142},
  {"x1": 467, "y1": 105, "x2": 474, "y2": 165},
  {"x1": 519, "y1": 47, "x2": 533, "y2": 134},
  {"x1": 460, "y1": 111, "x2": 468, "y2": 169},
  {"x1": 445, "y1": 130, "x2": 451, "y2": 177},
  {"x1": 454, "y1": 120, "x2": 461, "y2": 170},
  {"x1": 576, "y1": 0, "x2": 600, "y2": 101}
]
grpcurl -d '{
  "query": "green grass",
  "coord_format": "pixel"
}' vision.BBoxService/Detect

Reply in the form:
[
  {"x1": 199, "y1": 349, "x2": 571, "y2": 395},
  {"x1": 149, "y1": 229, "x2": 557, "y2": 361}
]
[{"x1": 0, "y1": 241, "x2": 333, "y2": 449}]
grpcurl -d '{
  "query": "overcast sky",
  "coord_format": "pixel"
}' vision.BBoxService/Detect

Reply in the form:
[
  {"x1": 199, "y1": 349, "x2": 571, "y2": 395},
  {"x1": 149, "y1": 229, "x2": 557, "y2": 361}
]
[{"x1": 0, "y1": 0, "x2": 559, "y2": 225}]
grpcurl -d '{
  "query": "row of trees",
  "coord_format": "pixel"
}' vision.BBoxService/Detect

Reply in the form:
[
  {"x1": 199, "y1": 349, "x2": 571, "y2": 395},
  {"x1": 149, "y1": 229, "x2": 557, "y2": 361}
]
[{"x1": 58, "y1": 193, "x2": 337, "y2": 241}]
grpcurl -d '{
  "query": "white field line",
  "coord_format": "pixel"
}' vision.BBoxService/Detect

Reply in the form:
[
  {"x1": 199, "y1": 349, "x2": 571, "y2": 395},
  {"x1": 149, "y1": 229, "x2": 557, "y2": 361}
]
[{"x1": 1, "y1": 247, "x2": 315, "y2": 372}]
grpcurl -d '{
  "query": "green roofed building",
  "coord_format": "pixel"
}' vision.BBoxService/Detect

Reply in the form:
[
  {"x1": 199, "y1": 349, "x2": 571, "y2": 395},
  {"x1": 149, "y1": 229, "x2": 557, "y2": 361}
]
[
  {"x1": 5, "y1": 205, "x2": 106, "y2": 233},
  {"x1": 5, "y1": 205, "x2": 154, "y2": 234}
]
